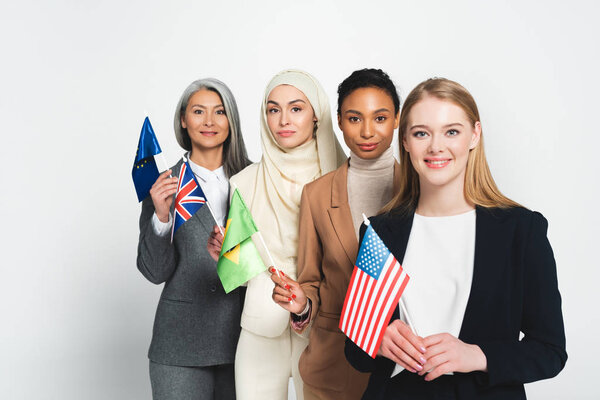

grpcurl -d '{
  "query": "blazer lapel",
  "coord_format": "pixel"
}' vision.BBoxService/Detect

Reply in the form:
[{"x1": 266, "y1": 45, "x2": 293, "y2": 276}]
[
  {"x1": 327, "y1": 161, "x2": 359, "y2": 265},
  {"x1": 327, "y1": 160, "x2": 404, "y2": 266},
  {"x1": 388, "y1": 211, "x2": 414, "y2": 323},
  {"x1": 385, "y1": 211, "x2": 414, "y2": 266},
  {"x1": 191, "y1": 203, "x2": 213, "y2": 234},
  {"x1": 458, "y1": 207, "x2": 509, "y2": 341}
]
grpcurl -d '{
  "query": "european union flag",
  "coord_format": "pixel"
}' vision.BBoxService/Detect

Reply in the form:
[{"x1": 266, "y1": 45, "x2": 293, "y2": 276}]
[{"x1": 132, "y1": 117, "x2": 163, "y2": 202}]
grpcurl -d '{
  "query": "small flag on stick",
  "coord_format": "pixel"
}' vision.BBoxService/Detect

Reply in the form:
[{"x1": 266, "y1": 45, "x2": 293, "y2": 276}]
[
  {"x1": 171, "y1": 161, "x2": 207, "y2": 241},
  {"x1": 132, "y1": 117, "x2": 163, "y2": 202},
  {"x1": 217, "y1": 188, "x2": 267, "y2": 293},
  {"x1": 340, "y1": 219, "x2": 410, "y2": 358}
]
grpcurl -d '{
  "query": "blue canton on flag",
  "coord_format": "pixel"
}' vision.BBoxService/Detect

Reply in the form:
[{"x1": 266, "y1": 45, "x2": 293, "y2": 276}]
[
  {"x1": 356, "y1": 226, "x2": 392, "y2": 279},
  {"x1": 171, "y1": 161, "x2": 207, "y2": 242},
  {"x1": 340, "y1": 223, "x2": 410, "y2": 358},
  {"x1": 132, "y1": 117, "x2": 163, "y2": 202}
]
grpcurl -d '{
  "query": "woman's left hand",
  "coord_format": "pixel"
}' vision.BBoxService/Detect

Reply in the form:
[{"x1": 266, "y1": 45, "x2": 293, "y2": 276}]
[{"x1": 419, "y1": 333, "x2": 487, "y2": 381}]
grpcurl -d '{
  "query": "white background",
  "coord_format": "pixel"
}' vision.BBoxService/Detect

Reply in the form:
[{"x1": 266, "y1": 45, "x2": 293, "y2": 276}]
[{"x1": 1, "y1": 0, "x2": 598, "y2": 398}]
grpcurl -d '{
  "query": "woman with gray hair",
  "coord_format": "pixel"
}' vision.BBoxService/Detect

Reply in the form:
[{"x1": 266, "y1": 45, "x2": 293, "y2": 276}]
[{"x1": 136, "y1": 78, "x2": 251, "y2": 400}]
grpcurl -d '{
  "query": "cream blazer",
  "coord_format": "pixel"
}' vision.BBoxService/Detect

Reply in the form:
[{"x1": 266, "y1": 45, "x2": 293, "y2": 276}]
[{"x1": 230, "y1": 164, "x2": 294, "y2": 338}]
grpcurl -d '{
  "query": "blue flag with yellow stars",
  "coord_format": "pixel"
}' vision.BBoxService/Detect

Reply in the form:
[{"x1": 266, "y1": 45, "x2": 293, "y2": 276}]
[{"x1": 132, "y1": 117, "x2": 163, "y2": 202}]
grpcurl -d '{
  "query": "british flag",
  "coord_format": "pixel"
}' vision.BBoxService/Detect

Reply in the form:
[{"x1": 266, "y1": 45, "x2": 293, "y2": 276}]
[{"x1": 171, "y1": 161, "x2": 206, "y2": 242}]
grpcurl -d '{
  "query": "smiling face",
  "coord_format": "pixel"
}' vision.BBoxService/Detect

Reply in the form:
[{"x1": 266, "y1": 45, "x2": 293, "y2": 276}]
[
  {"x1": 338, "y1": 87, "x2": 399, "y2": 159},
  {"x1": 266, "y1": 84, "x2": 316, "y2": 149},
  {"x1": 181, "y1": 89, "x2": 229, "y2": 154},
  {"x1": 403, "y1": 95, "x2": 481, "y2": 192}
]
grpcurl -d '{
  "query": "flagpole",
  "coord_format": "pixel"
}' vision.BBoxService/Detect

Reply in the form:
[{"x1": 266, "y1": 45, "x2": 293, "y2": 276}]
[
  {"x1": 143, "y1": 111, "x2": 172, "y2": 175},
  {"x1": 362, "y1": 213, "x2": 417, "y2": 336},
  {"x1": 158, "y1": 153, "x2": 171, "y2": 175},
  {"x1": 399, "y1": 298, "x2": 418, "y2": 336},
  {"x1": 255, "y1": 230, "x2": 282, "y2": 275},
  {"x1": 205, "y1": 201, "x2": 225, "y2": 236}
]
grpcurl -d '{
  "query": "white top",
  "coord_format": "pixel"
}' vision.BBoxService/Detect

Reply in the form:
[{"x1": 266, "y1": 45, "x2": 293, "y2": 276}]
[
  {"x1": 392, "y1": 210, "x2": 476, "y2": 377},
  {"x1": 152, "y1": 159, "x2": 229, "y2": 236}
]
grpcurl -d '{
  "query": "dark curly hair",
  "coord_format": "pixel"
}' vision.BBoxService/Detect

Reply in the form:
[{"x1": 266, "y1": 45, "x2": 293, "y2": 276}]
[{"x1": 337, "y1": 68, "x2": 400, "y2": 115}]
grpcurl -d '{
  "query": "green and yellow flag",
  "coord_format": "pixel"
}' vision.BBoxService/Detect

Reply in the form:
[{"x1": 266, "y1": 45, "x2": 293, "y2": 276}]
[{"x1": 217, "y1": 188, "x2": 266, "y2": 293}]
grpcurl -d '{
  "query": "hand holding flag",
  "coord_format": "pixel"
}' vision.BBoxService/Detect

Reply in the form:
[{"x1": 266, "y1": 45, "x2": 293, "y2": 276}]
[{"x1": 148, "y1": 169, "x2": 178, "y2": 223}]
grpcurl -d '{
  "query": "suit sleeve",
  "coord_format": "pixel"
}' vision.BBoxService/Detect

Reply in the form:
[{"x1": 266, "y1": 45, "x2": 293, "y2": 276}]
[
  {"x1": 295, "y1": 186, "x2": 324, "y2": 333},
  {"x1": 345, "y1": 335, "x2": 378, "y2": 373},
  {"x1": 476, "y1": 211, "x2": 567, "y2": 387},
  {"x1": 136, "y1": 196, "x2": 178, "y2": 284}
]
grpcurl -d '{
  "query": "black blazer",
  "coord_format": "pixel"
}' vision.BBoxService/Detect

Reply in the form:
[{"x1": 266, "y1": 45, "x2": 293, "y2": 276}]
[
  {"x1": 137, "y1": 158, "x2": 243, "y2": 367},
  {"x1": 345, "y1": 206, "x2": 567, "y2": 400}
]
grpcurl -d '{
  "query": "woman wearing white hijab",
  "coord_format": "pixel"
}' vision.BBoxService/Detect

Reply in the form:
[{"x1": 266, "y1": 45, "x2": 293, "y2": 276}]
[{"x1": 211, "y1": 70, "x2": 345, "y2": 399}]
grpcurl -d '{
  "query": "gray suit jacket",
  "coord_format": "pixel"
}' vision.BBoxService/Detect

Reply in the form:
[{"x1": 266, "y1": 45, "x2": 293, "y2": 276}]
[{"x1": 137, "y1": 158, "x2": 243, "y2": 367}]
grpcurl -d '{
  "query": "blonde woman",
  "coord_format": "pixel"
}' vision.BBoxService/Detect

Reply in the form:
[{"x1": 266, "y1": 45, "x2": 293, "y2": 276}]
[{"x1": 345, "y1": 78, "x2": 567, "y2": 399}]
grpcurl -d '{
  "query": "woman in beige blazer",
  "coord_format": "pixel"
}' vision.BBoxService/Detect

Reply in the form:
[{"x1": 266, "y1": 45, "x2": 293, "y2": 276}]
[{"x1": 271, "y1": 69, "x2": 402, "y2": 400}]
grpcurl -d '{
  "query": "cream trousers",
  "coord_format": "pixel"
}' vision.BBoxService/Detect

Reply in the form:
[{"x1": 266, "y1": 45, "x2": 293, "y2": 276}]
[{"x1": 235, "y1": 327, "x2": 308, "y2": 400}]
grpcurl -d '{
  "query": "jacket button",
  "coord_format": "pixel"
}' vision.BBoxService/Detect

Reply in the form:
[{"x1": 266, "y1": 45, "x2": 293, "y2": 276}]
[{"x1": 210, "y1": 285, "x2": 217, "y2": 293}]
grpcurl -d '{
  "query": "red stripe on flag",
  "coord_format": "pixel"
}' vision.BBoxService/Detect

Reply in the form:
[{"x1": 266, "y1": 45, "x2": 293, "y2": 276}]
[
  {"x1": 363, "y1": 262, "x2": 406, "y2": 355},
  {"x1": 175, "y1": 203, "x2": 192, "y2": 219},
  {"x1": 339, "y1": 267, "x2": 359, "y2": 331},
  {"x1": 175, "y1": 179, "x2": 196, "y2": 204},
  {"x1": 357, "y1": 256, "x2": 396, "y2": 349},
  {"x1": 349, "y1": 274, "x2": 372, "y2": 341},
  {"x1": 369, "y1": 272, "x2": 410, "y2": 357},
  {"x1": 354, "y1": 275, "x2": 379, "y2": 346},
  {"x1": 344, "y1": 270, "x2": 366, "y2": 337},
  {"x1": 360, "y1": 260, "x2": 402, "y2": 351}
]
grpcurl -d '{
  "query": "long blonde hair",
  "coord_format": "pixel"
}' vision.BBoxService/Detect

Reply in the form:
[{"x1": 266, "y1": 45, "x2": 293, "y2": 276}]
[{"x1": 382, "y1": 78, "x2": 520, "y2": 214}]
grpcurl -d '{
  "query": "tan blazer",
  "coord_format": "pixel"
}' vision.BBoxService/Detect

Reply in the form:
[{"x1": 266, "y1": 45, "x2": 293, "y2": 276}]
[{"x1": 296, "y1": 159, "x2": 400, "y2": 399}]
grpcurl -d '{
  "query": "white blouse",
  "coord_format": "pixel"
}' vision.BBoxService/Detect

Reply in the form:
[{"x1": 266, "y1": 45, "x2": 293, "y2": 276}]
[
  {"x1": 151, "y1": 159, "x2": 229, "y2": 236},
  {"x1": 392, "y1": 210, "x2": 476, "y2": 376}
]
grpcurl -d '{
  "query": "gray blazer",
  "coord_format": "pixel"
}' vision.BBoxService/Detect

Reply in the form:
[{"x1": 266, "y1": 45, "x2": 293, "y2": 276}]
[{"x1": 137, "y1": 158, "x2": 243, "y2": 367}]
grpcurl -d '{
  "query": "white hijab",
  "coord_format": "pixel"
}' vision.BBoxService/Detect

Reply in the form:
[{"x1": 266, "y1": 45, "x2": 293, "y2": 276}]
[{"x1": 231, "y1": 69, "x2": 346, "y2": 276}]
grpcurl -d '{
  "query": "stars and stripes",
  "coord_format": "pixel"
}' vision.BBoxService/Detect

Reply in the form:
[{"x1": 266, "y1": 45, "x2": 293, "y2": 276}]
[
  {"x1": 171, "y1": 161, "x2": 206, "y2": 241},
  {"x1": 339, "y1": 223, "x2": 410, "y2": 358}
]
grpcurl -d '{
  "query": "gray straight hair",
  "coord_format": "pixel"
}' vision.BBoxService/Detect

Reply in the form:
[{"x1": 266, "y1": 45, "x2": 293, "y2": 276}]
[{"x1": 174, "y1": 78, "x2": 251, "y2": 178}]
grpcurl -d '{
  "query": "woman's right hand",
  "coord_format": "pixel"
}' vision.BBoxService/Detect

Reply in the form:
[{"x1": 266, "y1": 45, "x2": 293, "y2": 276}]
[
  {"x1": 270, "y1": 268, "x2": 308, "y2": 315},
  {"x1": 207, "y1": 225, "x2": 224, "y2": 262},
  {"x1": 378, "y1": 319, "x2": 427, "y2": 373},
  {"x1": 149, "y1": 169, "x2": 178, "y2": 222}
]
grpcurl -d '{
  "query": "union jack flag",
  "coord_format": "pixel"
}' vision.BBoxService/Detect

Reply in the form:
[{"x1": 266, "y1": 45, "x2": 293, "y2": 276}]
[
  {"x1": 340, "y1": 222, "x2": 410, "y2": 358},
  {"x1": 171, "y1": 161, "x2": 206, "y2": 242}
]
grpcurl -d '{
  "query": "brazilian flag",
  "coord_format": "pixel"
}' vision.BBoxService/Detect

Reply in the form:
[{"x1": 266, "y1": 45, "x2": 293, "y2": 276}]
[{"x1": 217, "y1": 189, "x2": 267, "y2": 293}]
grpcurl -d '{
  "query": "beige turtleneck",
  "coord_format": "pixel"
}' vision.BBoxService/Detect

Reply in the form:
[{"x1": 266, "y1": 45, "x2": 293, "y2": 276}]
[{"x1": 347, "y1": 146, "x2": 396, "y2": 238}]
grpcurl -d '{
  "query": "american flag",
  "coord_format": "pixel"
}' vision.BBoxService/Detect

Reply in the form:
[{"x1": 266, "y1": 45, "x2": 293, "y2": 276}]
[
  {"x1": 339, "y1": 222, "x2": 410, "y2": 358},
  {"x1": 171, "y1": 161, "x2": 206, "y2": 242}
]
